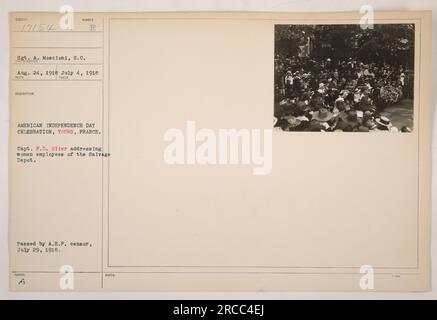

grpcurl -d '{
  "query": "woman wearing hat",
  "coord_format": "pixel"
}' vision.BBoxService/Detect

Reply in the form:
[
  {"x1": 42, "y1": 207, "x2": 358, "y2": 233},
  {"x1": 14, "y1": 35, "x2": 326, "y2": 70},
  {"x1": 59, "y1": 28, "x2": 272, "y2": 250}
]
[
  {"x1": 309, "y1": 108, "x2": 336, "y2": 131},
  {"x1": 358, "y1": 91, "x2": 375, "y2": 113},
  {"x1": 310, "y1": 92, "x2": 325, "y2": 111},
  {"x1": 312, "y1": 107, "x2": 334, "y2": 122},
  {"x1": 294, "y1": 100, "x2": 309, "y2": 117},
  {"x1": 333, "y1": 97, "x2": 345, "y2": 114},
  {"x1": 337, "y1": 110, "x2": 360, "y2": 131}
]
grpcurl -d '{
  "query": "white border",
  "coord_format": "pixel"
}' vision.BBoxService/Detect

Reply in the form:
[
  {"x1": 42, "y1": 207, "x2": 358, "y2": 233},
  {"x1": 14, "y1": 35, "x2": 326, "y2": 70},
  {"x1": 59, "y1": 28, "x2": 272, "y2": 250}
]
[{"x1": 0, "y1": 0, "x2": 436, "y2": 300}]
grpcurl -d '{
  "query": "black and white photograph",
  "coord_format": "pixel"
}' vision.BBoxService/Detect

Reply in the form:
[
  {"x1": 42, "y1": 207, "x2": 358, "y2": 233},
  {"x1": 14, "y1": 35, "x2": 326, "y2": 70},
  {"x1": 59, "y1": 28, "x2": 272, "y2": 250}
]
[{"x1": 274, "y1": 24, "x2": 415, "y2": 132}]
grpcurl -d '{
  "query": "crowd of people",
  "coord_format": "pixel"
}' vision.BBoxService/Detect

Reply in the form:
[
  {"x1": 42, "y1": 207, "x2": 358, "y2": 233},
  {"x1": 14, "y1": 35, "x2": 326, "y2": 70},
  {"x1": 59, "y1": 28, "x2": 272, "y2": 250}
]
[{"x1": 274, "y1": 55, "x2": 414, "y2": 132}]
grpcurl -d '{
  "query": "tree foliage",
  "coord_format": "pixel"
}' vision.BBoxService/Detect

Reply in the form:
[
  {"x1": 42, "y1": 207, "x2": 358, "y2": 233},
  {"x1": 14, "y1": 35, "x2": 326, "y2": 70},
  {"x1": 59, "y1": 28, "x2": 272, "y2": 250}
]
[{"x1": 275, "y1": 24, "x2": 414, "y2": 66}]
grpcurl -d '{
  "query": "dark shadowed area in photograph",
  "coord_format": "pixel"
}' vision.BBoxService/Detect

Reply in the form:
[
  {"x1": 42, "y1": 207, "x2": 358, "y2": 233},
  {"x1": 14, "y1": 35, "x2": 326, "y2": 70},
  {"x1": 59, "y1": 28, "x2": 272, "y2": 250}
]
[{"x1": 274, "y1": 24, "x2": 415, "y2": 132}]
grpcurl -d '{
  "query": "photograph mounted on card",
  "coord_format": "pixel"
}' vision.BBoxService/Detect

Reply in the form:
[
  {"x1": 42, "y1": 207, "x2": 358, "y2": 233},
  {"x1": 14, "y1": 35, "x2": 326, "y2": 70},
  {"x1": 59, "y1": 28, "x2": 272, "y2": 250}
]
[{"x1": 9, "y1": 11, "x2": 431, "y2": 292}]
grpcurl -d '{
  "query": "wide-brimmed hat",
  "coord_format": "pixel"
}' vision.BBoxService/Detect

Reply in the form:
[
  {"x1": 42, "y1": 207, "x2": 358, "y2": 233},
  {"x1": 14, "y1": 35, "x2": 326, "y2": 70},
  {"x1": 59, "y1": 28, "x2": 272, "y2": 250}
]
[
  {"x1": 375, "y1": 116, "x2": 392, "y2": 129},
  {"x1": 312, "y1": 108, "x2": 334, "y2": 122}
]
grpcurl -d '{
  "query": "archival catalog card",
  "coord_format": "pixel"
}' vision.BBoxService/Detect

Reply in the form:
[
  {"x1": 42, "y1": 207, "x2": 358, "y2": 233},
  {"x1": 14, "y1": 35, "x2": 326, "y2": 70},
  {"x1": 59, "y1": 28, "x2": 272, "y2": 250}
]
[{"x1": 9, "y1": 11, "x2": 432, "y2": 291}]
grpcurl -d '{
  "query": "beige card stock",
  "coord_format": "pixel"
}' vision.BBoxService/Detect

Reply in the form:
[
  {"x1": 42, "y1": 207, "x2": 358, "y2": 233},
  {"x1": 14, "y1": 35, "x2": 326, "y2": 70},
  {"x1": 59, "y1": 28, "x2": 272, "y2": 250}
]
[{"x1": 9, "y1": 11, "x2": 432, "y2": 291}]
